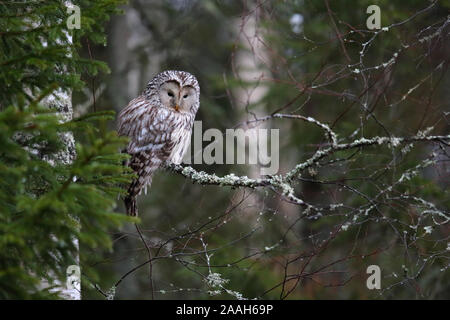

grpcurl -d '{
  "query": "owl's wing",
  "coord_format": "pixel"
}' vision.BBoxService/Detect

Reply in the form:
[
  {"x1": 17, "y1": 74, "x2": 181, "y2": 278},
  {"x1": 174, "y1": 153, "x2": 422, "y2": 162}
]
[{"x1": 118, "y1": 95, "x2": 174, "y2": 155}]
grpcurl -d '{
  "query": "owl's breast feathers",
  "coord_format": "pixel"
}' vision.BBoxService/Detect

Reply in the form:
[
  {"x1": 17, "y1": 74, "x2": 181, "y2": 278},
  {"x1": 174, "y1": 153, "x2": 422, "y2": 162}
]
[{"x1": 118, "y1": 94, "x2": 195, "y2": 173}]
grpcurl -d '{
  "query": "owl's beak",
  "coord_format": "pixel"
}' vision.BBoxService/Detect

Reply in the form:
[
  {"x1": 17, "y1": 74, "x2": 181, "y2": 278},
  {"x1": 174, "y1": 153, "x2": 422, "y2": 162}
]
[{"x1": 174, "y1": 105, "x2": 180, "y2": 112}]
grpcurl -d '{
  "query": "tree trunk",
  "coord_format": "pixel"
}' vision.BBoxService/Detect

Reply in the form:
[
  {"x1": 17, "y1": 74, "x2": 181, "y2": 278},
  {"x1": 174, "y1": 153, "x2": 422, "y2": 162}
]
[{"x1": 38, "y1": 89, "x2": 80, "y2": 300}]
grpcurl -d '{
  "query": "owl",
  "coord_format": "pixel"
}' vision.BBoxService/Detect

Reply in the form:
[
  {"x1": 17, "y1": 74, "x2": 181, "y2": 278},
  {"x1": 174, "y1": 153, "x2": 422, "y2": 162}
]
[{"x1": 118, "y1": 70, "x2": 200, "y2": 216}]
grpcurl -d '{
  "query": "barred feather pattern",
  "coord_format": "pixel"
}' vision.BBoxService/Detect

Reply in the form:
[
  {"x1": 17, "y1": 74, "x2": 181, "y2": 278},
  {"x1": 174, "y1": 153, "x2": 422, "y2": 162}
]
[{"x1": 118, "y1": 70, "x2": 200, "y2": 216}]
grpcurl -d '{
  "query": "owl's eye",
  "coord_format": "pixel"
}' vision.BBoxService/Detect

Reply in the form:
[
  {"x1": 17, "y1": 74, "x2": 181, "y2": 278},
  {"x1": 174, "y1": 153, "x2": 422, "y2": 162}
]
[
  {"x1": 183, "y1": 94, "x2": 188, "y2": 99},
  {"x1": 167, "y1": 92, "x2": 174, "y2": 97}
]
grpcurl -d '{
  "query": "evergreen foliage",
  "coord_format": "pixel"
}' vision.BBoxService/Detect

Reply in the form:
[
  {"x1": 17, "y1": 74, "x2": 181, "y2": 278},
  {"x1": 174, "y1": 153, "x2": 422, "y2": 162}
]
[{"x1": 0, "y1": 0, "x2": 131, "y2": 298}]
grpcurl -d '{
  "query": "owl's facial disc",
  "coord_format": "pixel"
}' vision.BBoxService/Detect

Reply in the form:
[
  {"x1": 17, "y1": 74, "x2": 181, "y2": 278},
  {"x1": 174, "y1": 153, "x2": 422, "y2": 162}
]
[
  {"x1": 179, "y1": 86, "x2": 197, "y2": 112},
  {"x1": 159, "y1": 80, "x2": 181, "y2": 111}
]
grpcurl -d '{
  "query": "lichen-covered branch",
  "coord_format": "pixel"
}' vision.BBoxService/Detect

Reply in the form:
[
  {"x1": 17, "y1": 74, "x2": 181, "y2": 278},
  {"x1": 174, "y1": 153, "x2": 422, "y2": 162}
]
[{"x1": 167, "y1": 133, "x2": 449, "y2": 207}]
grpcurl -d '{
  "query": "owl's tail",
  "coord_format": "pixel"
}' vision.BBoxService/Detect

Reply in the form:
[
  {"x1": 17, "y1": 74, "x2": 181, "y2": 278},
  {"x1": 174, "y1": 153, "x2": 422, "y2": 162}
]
[
  {"x1": 124, "y1": 195, "x2": 138, "y2": 216},
  {"x1": 124, "y1": 174, "x2": 153, "y2": 216},
  {"x1": 123, "y1": 153, "x2": 158, "y2": 216}
]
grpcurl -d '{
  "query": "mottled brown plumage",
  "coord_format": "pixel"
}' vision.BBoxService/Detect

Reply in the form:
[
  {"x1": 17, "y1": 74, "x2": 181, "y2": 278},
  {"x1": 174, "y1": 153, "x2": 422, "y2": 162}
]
[{"x1": 118, "y1": 70, "x2": 200, "y2": 216}]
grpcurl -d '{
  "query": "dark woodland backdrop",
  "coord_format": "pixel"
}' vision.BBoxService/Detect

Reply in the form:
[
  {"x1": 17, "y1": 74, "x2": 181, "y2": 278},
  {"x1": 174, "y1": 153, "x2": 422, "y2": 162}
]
[{"x1": 0, "y1": 0, "x2": 449, "y2": 299}]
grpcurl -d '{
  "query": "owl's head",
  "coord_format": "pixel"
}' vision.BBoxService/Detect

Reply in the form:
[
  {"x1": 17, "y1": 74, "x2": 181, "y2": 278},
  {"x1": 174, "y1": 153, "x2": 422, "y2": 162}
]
[{"x1": 145, "y1": 70, "x2": 200, "y2": 114}]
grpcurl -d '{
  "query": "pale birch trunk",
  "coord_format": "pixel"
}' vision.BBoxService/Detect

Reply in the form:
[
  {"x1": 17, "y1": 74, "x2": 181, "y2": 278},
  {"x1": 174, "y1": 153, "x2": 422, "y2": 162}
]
[
  {"x1": 37, "y1": 89, "x2": 80, "y2": 300},
  {"x1": 230, "y1": 4, "x2": 271, "y2": 215},
  {"x1": 37, "y1": 2, "x2": 79, "y2": 297},
  {"x1": 231, "y1": 3, "x2": 297, "y2": 218}
]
